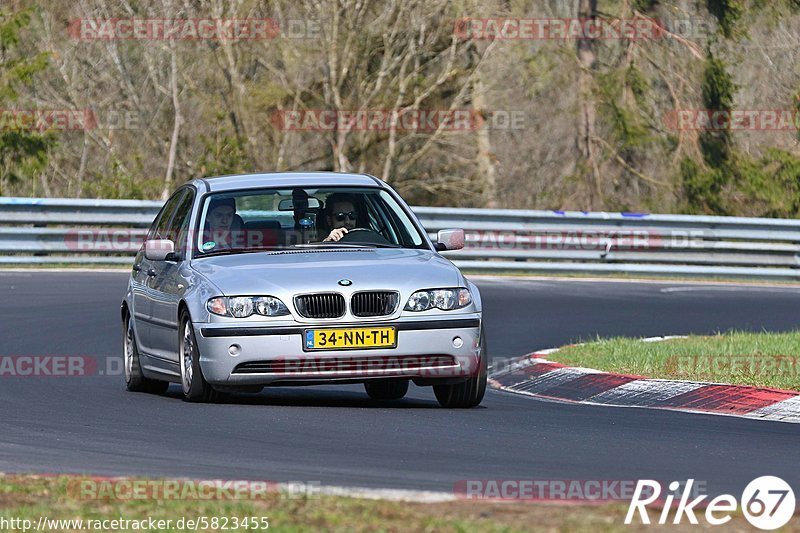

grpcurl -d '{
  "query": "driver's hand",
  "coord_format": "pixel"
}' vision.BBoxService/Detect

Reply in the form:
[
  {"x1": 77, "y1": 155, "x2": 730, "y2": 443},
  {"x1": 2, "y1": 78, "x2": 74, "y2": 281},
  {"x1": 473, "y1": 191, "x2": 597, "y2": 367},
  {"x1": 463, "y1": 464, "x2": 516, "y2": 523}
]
[{"x1": 323, "y1": 228, "x2": 348, "y2": 242}]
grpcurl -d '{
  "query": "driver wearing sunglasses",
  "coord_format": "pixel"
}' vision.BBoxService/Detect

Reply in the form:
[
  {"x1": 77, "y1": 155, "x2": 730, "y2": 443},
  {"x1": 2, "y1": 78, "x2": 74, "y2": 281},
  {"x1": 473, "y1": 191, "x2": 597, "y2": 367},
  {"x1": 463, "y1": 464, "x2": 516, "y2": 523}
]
[{"x1": 322, "y1": 193, "x2": 360, "y2": 242}]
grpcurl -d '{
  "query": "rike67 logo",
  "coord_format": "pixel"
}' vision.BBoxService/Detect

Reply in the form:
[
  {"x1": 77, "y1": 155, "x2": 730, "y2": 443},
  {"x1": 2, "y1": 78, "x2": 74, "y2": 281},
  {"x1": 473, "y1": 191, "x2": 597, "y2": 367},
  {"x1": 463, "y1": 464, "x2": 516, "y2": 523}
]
[{"x1": 626, "y1": 477, "x2": 795, "y2": 530}]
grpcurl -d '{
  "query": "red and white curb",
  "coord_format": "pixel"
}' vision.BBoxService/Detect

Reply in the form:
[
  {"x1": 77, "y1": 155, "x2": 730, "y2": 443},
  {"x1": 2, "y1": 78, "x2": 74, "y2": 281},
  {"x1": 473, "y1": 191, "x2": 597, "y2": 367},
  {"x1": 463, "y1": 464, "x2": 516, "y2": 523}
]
[{"x1": 488, "y1": 343, "x2": 800, "y2": 424}]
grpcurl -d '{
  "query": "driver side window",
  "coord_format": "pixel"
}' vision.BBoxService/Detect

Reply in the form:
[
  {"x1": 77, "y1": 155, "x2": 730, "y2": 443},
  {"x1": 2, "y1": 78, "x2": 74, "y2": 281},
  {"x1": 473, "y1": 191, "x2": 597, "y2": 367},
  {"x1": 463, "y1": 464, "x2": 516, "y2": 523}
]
[
  {"x1": 147, "y1": 190, "x2": 185, "y2": 241},
  {"x1": 169, "y1": 190, "x2": 195, "y2": 255}
]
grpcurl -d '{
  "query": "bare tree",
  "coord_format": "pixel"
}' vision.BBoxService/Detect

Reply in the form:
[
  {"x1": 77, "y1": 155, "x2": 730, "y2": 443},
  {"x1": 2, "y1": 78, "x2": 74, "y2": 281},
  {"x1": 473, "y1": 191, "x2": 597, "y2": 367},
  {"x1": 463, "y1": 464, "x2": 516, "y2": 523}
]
[{"x1": 576, "y1": 0, "x2": 601, "y2": 209}]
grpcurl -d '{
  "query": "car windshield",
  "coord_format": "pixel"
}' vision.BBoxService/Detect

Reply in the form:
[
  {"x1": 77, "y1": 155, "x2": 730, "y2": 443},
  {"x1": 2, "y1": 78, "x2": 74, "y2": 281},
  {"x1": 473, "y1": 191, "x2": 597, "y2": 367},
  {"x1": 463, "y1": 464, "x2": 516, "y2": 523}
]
[{"x1": 195, "y1": 186, "x2": 427, "y2": 255}]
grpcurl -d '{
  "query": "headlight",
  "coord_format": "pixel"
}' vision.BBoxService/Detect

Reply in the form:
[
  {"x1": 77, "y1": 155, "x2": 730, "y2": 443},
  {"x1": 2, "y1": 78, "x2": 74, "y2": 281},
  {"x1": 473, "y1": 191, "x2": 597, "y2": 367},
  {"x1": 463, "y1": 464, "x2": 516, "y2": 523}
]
[
  {"x1": 228, "y1": 297, "x2": 254, "y2": 318},
  {"x1": 254, "y1": 296, "x2": 287, "y2": 316},
  {"x1": 207, "y1": 296, "x2": 290, "y2": 318},
  {"x1": 404, "y1": 288, "x2": 471, "y2": 311}
]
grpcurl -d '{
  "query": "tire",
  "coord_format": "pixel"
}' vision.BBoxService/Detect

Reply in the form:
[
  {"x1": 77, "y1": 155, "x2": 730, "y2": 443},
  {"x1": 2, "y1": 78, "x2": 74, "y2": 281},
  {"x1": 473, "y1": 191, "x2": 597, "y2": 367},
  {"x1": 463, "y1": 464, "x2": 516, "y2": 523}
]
[
  {"x1": 433, "y1": 331, "x2": 487, "y2": 408},
  {"x1": 179, "y1": 310, "x2": 220, "y2": 403},
  {"x1": 364, "y1": 378, "x2": 409, "y2": 400},
  {"x1": 123, "y1": 311, "x2": 169, "y2": 394}
]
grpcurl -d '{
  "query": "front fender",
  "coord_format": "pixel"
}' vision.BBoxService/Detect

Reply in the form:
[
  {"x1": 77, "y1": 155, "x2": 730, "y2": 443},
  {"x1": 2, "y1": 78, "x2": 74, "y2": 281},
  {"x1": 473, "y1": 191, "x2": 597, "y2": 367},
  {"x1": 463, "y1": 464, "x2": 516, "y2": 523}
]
[
  {"x1": 467, "y1": 279, "x2": 482, "y2": 313},
  {"x1": 180, "y1": 265, "x2": 224, "y2": 323}
]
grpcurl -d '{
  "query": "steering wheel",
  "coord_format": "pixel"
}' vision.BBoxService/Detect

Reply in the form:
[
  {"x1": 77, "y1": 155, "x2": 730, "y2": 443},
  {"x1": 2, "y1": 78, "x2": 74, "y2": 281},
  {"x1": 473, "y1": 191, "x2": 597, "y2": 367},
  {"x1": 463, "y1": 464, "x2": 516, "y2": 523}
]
[{"x1": 338, "y1": 227, "x2": 393, "y2": 246}]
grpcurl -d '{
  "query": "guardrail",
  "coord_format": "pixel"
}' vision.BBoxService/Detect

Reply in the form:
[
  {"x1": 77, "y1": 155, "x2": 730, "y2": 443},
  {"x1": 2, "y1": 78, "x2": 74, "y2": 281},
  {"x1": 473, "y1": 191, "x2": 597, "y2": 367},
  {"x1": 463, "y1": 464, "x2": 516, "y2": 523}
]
[{"x1": 1, "y1": 197, "x2": 799, "y2": 280}]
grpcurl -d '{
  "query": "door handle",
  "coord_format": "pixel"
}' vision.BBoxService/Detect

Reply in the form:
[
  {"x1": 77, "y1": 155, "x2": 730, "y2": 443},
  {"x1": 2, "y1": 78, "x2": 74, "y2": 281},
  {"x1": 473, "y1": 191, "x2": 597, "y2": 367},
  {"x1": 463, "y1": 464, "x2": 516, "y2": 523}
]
[{"x1": 147, "y1": 268, "x2": 157, "y2": 277}]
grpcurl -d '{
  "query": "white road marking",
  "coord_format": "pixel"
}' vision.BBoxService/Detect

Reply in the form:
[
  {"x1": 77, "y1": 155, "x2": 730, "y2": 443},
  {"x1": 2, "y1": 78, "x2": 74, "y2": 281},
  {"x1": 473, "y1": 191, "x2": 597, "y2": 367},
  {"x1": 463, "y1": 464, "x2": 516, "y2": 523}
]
[
  {"x1": 0, "y1": 268, "x2": 128, "y2": 274},
  {"x1": 470, "y1": 274, "x2": 800, "y2": 289},
  {"x1": 511, "y1": 366, "x2": 603, "y2": 394},
  {"x1": 746, "y1": 395, "x2": 800, "y2": 423},
  {"x1": 640, "y1": 335, "x2": 688, "y2": 343},
  {"x1": 587, "y1": 379, "x2": 706, "y2": 404},
  {"x1": 660, "y1": 286, "x2": 800, "y2": 293},
  {"x1": 317, "y1": 484, "x2": 457, "y2": 502}
]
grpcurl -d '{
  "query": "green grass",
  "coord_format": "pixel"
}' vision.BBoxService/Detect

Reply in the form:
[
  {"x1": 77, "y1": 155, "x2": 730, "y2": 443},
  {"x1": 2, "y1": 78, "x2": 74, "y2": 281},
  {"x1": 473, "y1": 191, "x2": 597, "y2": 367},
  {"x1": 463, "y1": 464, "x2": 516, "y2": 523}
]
[
  {"x1": 554, "y1": 332, "x2": 800, "y2": 390},
  {"x1": 0, "y1": 474, "x2": 672, "y2": 532}
]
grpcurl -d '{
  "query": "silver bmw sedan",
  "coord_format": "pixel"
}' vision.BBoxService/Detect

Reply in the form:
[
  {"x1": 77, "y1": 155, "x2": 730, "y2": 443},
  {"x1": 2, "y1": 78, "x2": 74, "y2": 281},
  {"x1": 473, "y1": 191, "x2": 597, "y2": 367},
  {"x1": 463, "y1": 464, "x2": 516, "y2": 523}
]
[{"x1": 121, "y1": 172, "x2": 485, "y2": 407}]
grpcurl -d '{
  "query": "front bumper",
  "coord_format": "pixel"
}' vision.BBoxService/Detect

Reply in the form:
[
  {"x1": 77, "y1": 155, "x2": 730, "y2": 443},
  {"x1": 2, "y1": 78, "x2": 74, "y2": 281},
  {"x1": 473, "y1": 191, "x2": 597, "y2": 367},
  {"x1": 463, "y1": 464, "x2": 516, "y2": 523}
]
[{"x1": 194, "y1": 315, "x2": 482, "y2": 386}]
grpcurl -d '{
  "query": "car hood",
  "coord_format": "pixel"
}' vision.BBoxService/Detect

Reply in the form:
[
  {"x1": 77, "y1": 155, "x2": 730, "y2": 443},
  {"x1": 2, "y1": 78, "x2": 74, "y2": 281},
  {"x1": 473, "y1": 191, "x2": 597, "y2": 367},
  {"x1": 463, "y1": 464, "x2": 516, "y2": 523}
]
[{"x1": 190, "y1": 248, "x2": 463, "y2": 295}]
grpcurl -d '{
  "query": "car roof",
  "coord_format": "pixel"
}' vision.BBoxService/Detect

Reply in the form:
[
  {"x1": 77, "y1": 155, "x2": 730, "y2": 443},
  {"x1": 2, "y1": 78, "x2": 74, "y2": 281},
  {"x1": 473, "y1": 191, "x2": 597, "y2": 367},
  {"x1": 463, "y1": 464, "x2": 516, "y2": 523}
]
[{"x1": 191, "y1": 172, "x2": 384, "y2": 193}]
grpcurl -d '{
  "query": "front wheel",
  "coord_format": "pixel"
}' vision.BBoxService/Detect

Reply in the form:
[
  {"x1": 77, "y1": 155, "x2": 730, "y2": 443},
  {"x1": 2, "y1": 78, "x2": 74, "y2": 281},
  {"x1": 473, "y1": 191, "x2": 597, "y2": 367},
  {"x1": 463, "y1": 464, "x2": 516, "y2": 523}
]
[
  {"x1": 365, "y1": 378, "x2": 409, "y2": 400},
  {"x1": 123, "y1": 312, "x2": 169, "y2": 394},
  {"x1": 433, "y1": 331, "x2": 487, "y2": 408},
  {"x1": 179, "y1": 311, "x2": 220, "y2": 403}
]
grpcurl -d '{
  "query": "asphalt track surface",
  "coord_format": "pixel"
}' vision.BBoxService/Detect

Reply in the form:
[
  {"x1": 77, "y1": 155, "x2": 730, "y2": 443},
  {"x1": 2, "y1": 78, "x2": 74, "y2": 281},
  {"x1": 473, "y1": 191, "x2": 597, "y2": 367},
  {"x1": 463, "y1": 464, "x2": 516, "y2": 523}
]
[{"x1": 1, "y1": 271, "x2": 799, "y2": 498}]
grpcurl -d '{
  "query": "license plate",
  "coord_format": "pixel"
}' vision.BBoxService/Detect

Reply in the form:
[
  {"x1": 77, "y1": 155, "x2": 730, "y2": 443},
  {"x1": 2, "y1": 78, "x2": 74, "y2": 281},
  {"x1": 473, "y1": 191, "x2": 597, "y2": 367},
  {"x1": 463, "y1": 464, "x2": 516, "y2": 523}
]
[{"x1": 304, "y1": 327, "x2": 396, "y2": 351}]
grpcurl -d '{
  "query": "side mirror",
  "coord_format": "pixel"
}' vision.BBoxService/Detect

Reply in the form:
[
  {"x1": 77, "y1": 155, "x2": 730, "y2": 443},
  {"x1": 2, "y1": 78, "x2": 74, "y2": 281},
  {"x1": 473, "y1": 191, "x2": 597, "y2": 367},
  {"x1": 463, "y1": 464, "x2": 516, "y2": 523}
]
[
  {"x1": 145, "y1": 239, "x2": 175, "y2": 261},
  {"x1": 435, "y1": 229, "x2": 465, "y2": 251}
]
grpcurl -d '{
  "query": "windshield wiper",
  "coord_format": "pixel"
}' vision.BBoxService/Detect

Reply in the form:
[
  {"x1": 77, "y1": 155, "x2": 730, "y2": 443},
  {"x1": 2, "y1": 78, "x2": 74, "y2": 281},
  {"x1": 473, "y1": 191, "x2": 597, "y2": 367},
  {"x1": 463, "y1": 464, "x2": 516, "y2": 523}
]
[
  {"x1": 303, "y1": 242, "x2": 369, "y2": 248},
  {"x1": 197, "y1": 245, "x2": 288, "y2": 257},
  {"x1": 302, "y1": 242, "x2": 401, "y2": 249}
]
